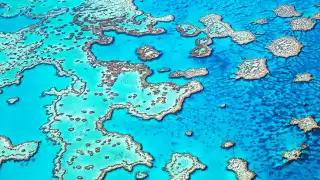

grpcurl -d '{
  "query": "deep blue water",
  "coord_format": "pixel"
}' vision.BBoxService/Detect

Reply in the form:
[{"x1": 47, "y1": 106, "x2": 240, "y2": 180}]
[{"x1": 1, "y1": 0, "x2": 320, "y2": 180}]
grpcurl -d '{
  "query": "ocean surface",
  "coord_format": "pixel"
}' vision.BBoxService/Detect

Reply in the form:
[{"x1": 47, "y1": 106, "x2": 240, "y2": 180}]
[{"x1": 0, "y1": 0, "x2": 320, "y2": 180}]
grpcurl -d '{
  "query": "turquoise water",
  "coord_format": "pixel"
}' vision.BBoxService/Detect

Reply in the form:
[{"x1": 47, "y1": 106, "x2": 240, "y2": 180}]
[
  {"x1": 0, "y1": 0, "x2": 320, "y2": 180},
  {"x1": 0, "y1": 65, "x2": 70, "y2": 180},
  {"x1": 0, "y1": 15, "x2": 38, "y2": 32}
]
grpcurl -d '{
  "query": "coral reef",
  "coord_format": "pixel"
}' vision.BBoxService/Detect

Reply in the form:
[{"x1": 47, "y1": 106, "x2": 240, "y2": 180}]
[
  {"x1": 135, "y1": 171, "x2": 149, "y2": 180},
  {"x1": 221, "y1": 141, "x2": 235, "y2": 149},
  {"x1": 294, "y1": 73, "x2": 313, "y2": 82},
  {"x1": 252, "y1": 18, "x2": 268, "y2": 25},
  {"x1": 235, "y1": 58, "x2": 269, "y2": 80},
  {"x1": 312, "y1": 12, "x2": 320, "y2": 20},
  {"x1": 290, "y1": 116, "x2": 319, "y2": 133},
  {"x1": 185, "y1": 131, "x2": 193, "y2": 136},
  {"x1": 274, "y1": 5, "x2": 301, "y2": 18},
  {"x1": 158, "y1": 68, "x2": 171, "y2": 73},
  {"x1": 0, "y1": 136, "x2": 39, "y2": 166},
  {"x1": 177, "y1": 13, "x2": 255, "y2": 57},
  {"x1": 282, "y1": 149, "x2": 302, "y2": 163},
  {"x1": 136, "y1": 46, "x2": 161, "y2": 61},
  {"x1": 227, "y1": 158, "x2": 256, "y2": 180},
  {"x1": 290, "y1": 18, "x2": 315, "y2": 31},
  {"x1": 0, "y1": 0, "x2": 200, "y2": 179},
  {"x1": 169, "y1": 68, "x2": 208, "y2": 79},
  {"x1": 176, "y1": 24, "x2": 201, "y2": 37},
  {"x1": 166, "y1": 153, "x2": 206, "y2": 180},
  {"x1": 6, "y1": 97, "x2": 19, "y2": 105},
  {"x1": 190, "y1": 38, "x2": 213, "y2": 57},
  {"x1": 266, "y1": 36, "x2": 303, "y2": 58}
]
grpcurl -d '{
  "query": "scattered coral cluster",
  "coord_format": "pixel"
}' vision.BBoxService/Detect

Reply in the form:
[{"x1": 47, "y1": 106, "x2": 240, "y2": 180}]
[
  {"x1": 169, "y1": 68, "x2": 208, "y2": 79},
  {"x1": 252, "y1": 18, "x2": 268, "y2": 25},
  {"x1": 294, "y1": 73, "x2": 313, "y2": 82},
  {"x1": 290, "y1": 18, "x2": 315, "y2": 31},
  {"x1": 191, "y1": 38, "x2": 213, "y2": 57},
  {"x1": 177, "y1": 13, "x2": 255, "y2": 57},
  {"x1": 266, "y1": 36, "x2": 303, "y2": 58},
  {"x1": 273, "y1": 5, "x2": 302, "y2": 18},
  {"x1": 227, "y1": 158, "x2": 256, "y2": 180},
  {"x1": 312, "y1": 12, "x2": 320, "y2": 20},
  {"x1": 235, "y1": 58, "x2": 269, "y2": 80},
  {"x1": 135, "y1": 171, "x2": 149, "y2": 179},
  {"x1": 282, "y1": 149, "x2": 302, "y2": 163},
  {"x1": 221, "y1": 141, "x2": 235, "y2": 149},
  {"x1": 282, "y1": 142, "x2": 310, "y2": 163},
  {"x1": 290, "y1": 116, "x2": 319, "y2": 133},
  {"x1": 136, "y1": 46, "x2": 161, "y2": 61},
  {"x1": 6, "y1": 97, "x2": 19, "y2": 105},
  {"x1": 165, "y1": 153, "x2": 206, "y2": 180},
  {"x1": 0, "y1": 136, "x2": 39, "y2": 166}
]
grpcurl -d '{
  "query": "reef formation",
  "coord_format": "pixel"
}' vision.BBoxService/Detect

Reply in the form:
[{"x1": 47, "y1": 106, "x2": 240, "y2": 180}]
[
  {"x1": 165, "y1": 153, "x2": 206, "y2": 180},
  {"x1": 282, "y1": 149, "x2": 302, "y2": 163},
  {"x1": 0, "y1": 136, "x2": 39, "y2": 166},
  {"x1": 290, "y1": 116, "x2": 319, "y2": 133},
  {"x1": 177, "y1": 13, "x2": 255, "y2": 57},
  {"x1": 235, "y1": 58, "x2": 269, "y2": 80},
  {"x1": 136, "y1": 46, "x2": 161, "y2": 61},
  {"x1": 266, "y1": 36, "x2": 303, "y2": 58},
  {"x1": 0, "y1": 0, "x2": 203, "y2": 179},
  {"x1": 294, "y1": 73, "x2": 313, "y2": 82},
  {"x1": 227, "y1": 158, "x2": 256, "y2": 180},
  {"x1": 221, "y1": 140, "x2": 235, "y2": 149},
  {"x1": 1, "y1": 1, "x2": 320, "y2": 180},
  {"x1": 6, "y1": 97, "x2": 19, "y2": 105},
  {"x1": 273, "y1": 5, "x2": 302, "y2": 18},
  {"x1": 169, "y1": 68, "x2": 208, "y2": 79}
]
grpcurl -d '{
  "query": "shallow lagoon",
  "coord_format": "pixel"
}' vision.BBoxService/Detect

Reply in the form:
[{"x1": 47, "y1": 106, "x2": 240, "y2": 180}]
[{"x1": 0, "y1": 65, "x2": 70, "y2": 180}]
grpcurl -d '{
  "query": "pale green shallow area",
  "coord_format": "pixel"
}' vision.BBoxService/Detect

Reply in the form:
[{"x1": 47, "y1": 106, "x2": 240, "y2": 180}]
[
  {"x1": 165, "y1": 153, "x2": 206, "y2": 180},
  {"x1": 0, "y1": 136, "x2": 39, "y2": 165},
  {"x1": 110, "y1": 71, "x2": 199, "y2": 116}
]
